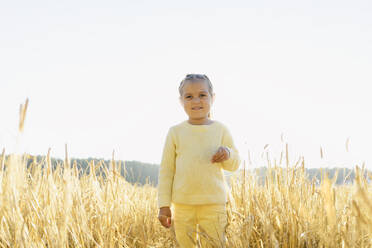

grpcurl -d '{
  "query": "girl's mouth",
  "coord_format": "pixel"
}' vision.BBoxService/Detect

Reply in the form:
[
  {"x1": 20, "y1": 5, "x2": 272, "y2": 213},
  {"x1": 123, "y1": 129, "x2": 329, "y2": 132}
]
[{"x1": 192, "y1": 107, "x2": 203, "y2": 110}]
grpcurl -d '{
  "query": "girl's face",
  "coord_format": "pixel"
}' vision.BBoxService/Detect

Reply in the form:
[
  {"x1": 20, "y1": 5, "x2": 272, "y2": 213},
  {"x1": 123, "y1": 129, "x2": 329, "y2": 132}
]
[{"x1": 179, "y1": 80, "x2": 215, "y2": 123}]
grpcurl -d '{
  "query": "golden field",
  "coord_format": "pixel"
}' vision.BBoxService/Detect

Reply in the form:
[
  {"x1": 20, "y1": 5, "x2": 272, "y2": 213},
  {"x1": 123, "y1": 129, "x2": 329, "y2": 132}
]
[
  {"x1": 0, "y1": 100, "x2": 371, "y2": 247},
  {"x1": 0, "y1": 149, "x2": 371, "y2": 247}
]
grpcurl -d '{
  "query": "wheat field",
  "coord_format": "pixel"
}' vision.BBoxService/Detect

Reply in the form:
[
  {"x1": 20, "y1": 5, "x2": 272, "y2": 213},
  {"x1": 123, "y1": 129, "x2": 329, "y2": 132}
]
[{"x1": 0, "y1": 100, "x2": 371, "y2": 247}]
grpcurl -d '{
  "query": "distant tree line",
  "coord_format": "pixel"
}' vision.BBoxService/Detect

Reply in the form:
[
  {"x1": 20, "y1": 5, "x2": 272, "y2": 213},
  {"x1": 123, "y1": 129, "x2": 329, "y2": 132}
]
[
  {"x1": 250, "y1": 166, "x2": 369, "y2": 186},
  {"x1": 4, "y1": 154, "x2": 367, "y2": 186},
  {"x1": 23, "y1": 155, "x2": 160, "y2": 186}
]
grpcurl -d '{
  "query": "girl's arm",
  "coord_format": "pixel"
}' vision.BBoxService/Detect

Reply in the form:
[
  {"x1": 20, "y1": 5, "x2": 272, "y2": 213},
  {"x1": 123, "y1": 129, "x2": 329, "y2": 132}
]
[
  {"x1": 220, "y1": 127, "x2": 241, "y2": 172},
  {"x1": 157, "y1": 127, "x2": 176, "y2": 208}
]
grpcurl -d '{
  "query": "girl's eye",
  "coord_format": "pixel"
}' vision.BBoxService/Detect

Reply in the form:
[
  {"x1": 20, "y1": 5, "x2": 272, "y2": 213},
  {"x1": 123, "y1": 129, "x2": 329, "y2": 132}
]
[
  {"x1": 200, "y1": 94, "x2": 206, "y2": 97},
  {"x1": 186, "y1": 96, "x2": 192, "y2": 99}
]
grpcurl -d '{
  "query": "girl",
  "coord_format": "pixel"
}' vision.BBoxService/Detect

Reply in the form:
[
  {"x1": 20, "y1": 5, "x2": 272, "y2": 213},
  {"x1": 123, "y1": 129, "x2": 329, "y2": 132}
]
[{"x1": 157, "y1": 74, "x2": 241, "y2": 248}]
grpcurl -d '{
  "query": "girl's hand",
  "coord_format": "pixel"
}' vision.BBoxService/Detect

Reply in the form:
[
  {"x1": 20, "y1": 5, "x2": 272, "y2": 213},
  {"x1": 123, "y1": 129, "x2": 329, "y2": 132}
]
[
  {"x1": 158, "y1": 207, "x2": 172, "y2": 228},
  {"x1": 211, "y1": 146, "x2": 230, "y2": 163}
]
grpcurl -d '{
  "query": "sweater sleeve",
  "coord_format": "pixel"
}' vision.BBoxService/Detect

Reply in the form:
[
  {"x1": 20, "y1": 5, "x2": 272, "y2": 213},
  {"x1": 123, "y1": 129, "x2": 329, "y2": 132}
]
[
  {"x1": 221, "y1": 126, "x2": 241, "y2": 172},
  {"x1": 157, "y1": 127, "x2": 176, "y2": 208}
]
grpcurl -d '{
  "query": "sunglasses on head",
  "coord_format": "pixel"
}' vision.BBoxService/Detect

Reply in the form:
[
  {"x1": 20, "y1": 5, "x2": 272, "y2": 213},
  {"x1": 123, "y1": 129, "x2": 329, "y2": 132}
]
[{"x1": 185, "y1": 74, "x2": 209, "y2": 80}]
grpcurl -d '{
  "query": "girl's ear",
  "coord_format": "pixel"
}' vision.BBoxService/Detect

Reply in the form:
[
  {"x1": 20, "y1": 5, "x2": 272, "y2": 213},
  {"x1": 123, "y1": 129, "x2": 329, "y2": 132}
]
[
  {"x1": 211, "y1": 93, "x2": 216, "y2": 104},
  {"x1": 179, "y1": 96, "x2": 184, "y2": 106}
]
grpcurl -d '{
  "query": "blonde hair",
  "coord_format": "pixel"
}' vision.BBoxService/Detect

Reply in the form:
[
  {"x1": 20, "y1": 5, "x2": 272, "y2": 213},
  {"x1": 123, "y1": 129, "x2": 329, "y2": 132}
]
[{"x1": 178, "y1": 74, "x2": 214, "y2": 118}]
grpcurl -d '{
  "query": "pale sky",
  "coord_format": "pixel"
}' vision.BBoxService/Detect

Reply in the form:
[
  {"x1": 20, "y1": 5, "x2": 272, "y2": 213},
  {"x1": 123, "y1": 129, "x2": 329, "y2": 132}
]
[{"x1": 1, "y1": 0, "x2": 371, "y2": 169}]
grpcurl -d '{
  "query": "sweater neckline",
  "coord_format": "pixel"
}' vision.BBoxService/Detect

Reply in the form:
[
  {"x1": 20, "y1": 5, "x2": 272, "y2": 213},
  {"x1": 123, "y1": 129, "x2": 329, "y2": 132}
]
[{"x1": 184, "y1": 120, "x2": 217, "y2": 127}]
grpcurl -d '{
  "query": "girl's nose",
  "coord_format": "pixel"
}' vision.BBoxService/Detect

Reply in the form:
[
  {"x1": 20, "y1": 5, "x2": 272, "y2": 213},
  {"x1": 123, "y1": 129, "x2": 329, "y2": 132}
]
[{"x1": 191, "y1": 97, "x2": 201, "y2": 103}]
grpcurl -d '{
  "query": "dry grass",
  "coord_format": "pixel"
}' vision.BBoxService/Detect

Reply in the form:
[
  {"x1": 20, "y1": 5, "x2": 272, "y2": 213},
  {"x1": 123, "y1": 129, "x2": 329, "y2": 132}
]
[
  {"x1": 227, "y1": 163, "x2": 371, "y2": 248},
  {"x1": 0, "y1": 152, "x2": 371, "y2": 247},
  {"x1": 0, "y1": 100, "x2": 371, "y2": 247}
]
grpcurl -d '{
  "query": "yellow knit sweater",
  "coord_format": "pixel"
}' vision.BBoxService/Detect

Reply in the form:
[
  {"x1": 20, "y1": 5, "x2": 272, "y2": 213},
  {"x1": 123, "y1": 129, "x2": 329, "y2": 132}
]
[{"x1": 157, "y1": 120, "x2": 241, "y2": 208}]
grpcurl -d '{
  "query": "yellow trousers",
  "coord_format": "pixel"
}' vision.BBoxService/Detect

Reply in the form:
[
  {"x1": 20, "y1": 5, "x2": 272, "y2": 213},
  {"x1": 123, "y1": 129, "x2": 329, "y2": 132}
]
[{"x1": 172, "y1": 203, "x2": 228, "y2": 248}]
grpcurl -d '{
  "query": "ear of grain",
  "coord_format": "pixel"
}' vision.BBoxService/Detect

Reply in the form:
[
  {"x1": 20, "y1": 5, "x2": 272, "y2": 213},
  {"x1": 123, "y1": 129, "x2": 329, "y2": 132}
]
[
  {"x1": 64, "y1": 143, "x2": 70, "y2": 168},
  {"x1": 345, "y1": 137, "x2": 350, "y2": 152},
  {"x1": 354, "y1": 166, "x2": 372, "y2": 233},
  {"x1": 18, "y1": 98, "x2": 29, "y2": 133},
  {"x1": 1, "y1": 148, "x2": 5, "y2": 172}
]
